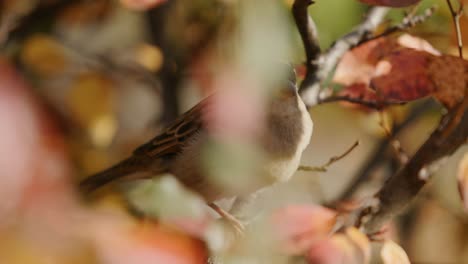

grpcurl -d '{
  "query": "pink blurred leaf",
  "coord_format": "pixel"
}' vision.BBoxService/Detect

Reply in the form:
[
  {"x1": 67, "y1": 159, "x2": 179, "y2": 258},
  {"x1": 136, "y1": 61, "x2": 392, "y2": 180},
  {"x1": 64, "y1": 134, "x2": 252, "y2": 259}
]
[
  {"x1": 92, "y1": 221, "x2": 207, "y2": 264},
  {"x1": 202, "y1": 72, "x2": 265, "y2": 141},
  {"x1": 457, "y1": 152, "x2": 468, "y2": 212},
  {"x1": 358, "y1": 0, "x2": 420, "y2": 7},
  {"x1": 381, "y1": 240, "x2": 410, "y2": 264},
  {"x1": 272, "y1": 205, "x2": 337, "y2": 254},
  {"x1": 0, "y1": 58, "x2": 72, "y2": 225},
  {"x1": 120, "y1": 0, "x2": 167, "y2": 11}
]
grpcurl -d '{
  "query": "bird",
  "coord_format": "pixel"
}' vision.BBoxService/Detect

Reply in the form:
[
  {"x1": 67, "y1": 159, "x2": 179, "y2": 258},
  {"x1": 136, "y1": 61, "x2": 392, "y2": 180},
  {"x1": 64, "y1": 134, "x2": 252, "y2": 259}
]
[{"x1": 80, "y1": 67, "x2": 313, "y2": 229}]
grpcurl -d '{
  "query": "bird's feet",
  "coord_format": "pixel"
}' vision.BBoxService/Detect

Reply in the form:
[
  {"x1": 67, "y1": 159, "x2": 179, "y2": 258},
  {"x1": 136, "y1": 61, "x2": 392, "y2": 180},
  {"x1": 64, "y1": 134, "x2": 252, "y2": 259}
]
[{"x1": 208, "y1": 202, "x2": 245, "y2": 236}]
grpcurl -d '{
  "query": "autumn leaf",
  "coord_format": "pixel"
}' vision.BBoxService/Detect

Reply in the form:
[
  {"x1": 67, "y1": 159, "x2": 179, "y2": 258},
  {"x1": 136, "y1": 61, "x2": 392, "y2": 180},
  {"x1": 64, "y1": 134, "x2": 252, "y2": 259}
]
[
  {"x1": 90, "y1": 219, "x2": 207, "y2": 264},
  {"x1": 0, "y1": 58, "x2": 72, "y2": 221},
  {"x1": 359, "y1": 0, "x2": 421, "y2": 7},
  {"x1": 370, "y1": 48, "x2": 435, "y2": 102},
  {"x1": 67, "y1": 71, "x2": 117, "y2": 147},
  {"x1": 427, "y1": 54, "x2": 467, "y2": 109},
  {"x1": 333, "y1": 34, "x2": 467, "y2": 109},
  {"x1": 271, "y1": 205, "x2": 337, "y2": 254},
  {"x1": 381, "y1": 240, "x2": 410, "y2": 264},
  {"x1": 306, "y1": 227, "x2": 371, "y2": 264},
  {"x1": 457, "y1": 152, "x2": 468, "y2": 212},
  {"x1": 371, "y1": 49, "x2": 467, "y2": 109},
  {"x1": 21, "y1": 34, "x2": 68, "y2": 76}
]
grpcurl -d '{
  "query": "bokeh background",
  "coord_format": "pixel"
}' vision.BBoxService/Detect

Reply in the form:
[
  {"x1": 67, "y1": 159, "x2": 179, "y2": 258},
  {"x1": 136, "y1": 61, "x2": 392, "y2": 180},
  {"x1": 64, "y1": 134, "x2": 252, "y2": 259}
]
[{"x1": 0, "y1": 0, "x2": 467, "y2": 263}]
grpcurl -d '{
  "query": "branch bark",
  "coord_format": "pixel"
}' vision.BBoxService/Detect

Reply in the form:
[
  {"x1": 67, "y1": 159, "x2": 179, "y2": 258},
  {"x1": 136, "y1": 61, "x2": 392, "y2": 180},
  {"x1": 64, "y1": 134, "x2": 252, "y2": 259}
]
[
  {"x1": 300, "y1": 7, "x2": 389, "y2": 106},
  {"x1": 292, "y1": 0, "x2": 321, "y2": 92},
  {"x1": 357, "y1": 96, "x2": 468, "y2": 234}
]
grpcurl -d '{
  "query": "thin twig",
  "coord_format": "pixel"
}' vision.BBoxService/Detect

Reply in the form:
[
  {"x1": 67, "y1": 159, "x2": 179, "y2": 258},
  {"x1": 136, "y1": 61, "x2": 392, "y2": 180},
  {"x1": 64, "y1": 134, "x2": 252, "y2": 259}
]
[
  {"x1": 358, "y1": 6, "x2": 436, "y2": 46},
  {"x1": 378, "y1": 112, "x2": 409, "y2": 166},
  {"x1": 319, "y1": 95, "x2": 406, "y2": 110},
  {"x1": 299, "y1": 140, "x2": 360, "y2": 172},
  {"x1": 446, "y1": 0, "x2": 464, "y2": 59},
  {"x1": 336, "y1": 100, "x2": 434, "y2": 201}
]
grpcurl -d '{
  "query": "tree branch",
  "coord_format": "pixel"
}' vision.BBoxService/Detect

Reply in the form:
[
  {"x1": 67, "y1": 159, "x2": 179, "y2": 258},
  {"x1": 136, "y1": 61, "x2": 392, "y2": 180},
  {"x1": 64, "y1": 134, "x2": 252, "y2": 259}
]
[
  {"x1": 336, "y1": 100, "x2": 435, "y2": 201},
  {"x1": 292, "y1": 0, "x2": 321, "y2": 92},
  {"x1": 318, "y1": 95, "x2": 405, "y2": 110},
  {"x1": 4, "y1": 0, "x2": 79, "y2": 48},
  {"x1": 300, "y1": 7, "x2": 390, "y2": 106},
  {"x1": 446, "y1": 0, "x2": 464, "y2": 59},
  {"x1": 357, "y1": 6, "x2": 436, "y2": 46},
  {"x1": 357, "y1": 95, "x2": 468, "y2": 234}
]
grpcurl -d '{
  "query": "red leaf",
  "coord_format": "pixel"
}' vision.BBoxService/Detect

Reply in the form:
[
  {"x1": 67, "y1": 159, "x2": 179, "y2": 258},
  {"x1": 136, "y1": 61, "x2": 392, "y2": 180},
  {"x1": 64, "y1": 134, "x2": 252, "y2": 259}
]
[
  {"x1": 359, "y1": 0, "x2": 420, "y2": 7},
  {"x1": 334, "y1": 34, "x2": 466, "y2": 109},
  {"x1": 338, "y1": 83, "x2": 379, "y2": 102},
  {"x1": 372, "y1": 50, "x2": 467, "y2": 109},
  {"x1": 370, "y1": 48, "x2": 435, "y2": 102}
]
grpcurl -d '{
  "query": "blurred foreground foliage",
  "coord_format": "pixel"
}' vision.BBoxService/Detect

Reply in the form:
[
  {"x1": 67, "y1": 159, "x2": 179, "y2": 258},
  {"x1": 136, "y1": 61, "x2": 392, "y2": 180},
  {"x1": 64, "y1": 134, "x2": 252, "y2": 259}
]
[{"x1": 0, "y1": 0, "x2": 467, "y2": 263}]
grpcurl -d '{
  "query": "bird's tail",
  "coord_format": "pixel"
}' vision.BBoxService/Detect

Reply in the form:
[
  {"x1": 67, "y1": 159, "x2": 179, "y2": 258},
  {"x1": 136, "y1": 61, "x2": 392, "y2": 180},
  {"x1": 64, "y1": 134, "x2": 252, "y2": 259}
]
[{"x1": 79, "y1": 156, "x2": 148, "y2": 194}]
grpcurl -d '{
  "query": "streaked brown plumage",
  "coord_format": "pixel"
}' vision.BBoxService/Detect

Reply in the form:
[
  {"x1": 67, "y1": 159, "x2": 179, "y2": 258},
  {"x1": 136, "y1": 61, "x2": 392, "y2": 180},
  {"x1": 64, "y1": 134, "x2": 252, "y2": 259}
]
[{"x1": 80, "y1": 72, "x2": 313, "y2": 205}]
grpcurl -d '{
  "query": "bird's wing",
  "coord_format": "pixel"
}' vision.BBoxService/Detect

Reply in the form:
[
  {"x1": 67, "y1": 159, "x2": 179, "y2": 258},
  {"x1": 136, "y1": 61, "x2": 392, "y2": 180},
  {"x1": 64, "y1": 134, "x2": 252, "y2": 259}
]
[{"x1": 133, "y1": 96, "x2": 209, "y2": 158}]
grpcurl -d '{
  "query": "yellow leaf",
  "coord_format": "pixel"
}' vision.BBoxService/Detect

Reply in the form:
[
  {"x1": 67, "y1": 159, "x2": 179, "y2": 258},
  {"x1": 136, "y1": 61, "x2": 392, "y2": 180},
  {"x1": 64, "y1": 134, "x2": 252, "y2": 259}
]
[
  {"x1": 381, "y1": 240, "x2": 410, "y2": 264},
  {"x1": 345, "y1": 227, "x2": 370, "y2": 264},
  {"x1": 457, "y1": 152, "x2": 468, "y2": 212},
  {"x1": 21, "y1": 34, "x2": 67, "y2": 76},
  {"x1": 67, "y1": 72, "x2": 117, "y2": 147},
  {"x1": 135, "y1": 43, "x2": 164, "y2": 72}
]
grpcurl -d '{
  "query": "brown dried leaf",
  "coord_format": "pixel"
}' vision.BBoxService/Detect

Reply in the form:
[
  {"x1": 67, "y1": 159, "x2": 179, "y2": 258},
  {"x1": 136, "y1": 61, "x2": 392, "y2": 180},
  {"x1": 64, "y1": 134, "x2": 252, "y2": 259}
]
[
  {"x1": 428, "y1": 55, "x2": 467, "y2": 109},
  {"x1": 373, "y1": 51, "x2": 467, "y2": 109},
  {"x1": 370, "y1": 48, "x2": 435, "y2": 102},
  {"x1": 381, "y1": 240, "x2": 410, "y2": 264},
  {"x1": 457, "y1": 152, "x2": 468, "y2": 212},
  {"x1": 334, "y1": 34, "x2": 467, "y2": 110}
]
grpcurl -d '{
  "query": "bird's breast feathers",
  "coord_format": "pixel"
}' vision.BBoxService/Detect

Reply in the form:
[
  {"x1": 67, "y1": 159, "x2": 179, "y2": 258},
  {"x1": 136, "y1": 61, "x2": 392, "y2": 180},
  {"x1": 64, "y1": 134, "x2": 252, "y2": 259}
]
[{"x1": 268, "y1": 96, "x2": 313, "y2": 182}]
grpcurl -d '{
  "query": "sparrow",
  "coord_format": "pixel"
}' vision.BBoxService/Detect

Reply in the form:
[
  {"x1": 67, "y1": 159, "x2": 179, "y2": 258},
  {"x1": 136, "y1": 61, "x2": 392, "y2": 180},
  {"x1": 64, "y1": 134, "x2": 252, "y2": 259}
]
[{"x1": 80, "y1": 68, "x2": 313, "y2": 227}]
